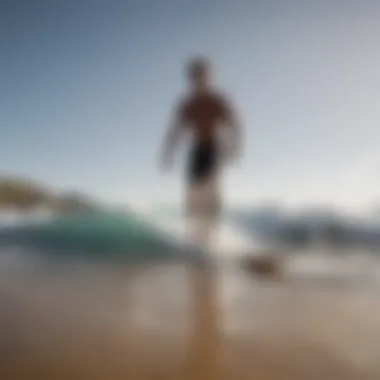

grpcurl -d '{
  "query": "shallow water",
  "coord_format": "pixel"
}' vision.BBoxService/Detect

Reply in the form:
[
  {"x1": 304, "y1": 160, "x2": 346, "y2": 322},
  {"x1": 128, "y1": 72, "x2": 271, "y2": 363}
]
[{"x1": 1, "y1": 249, "x2": 380, "y2": 379}]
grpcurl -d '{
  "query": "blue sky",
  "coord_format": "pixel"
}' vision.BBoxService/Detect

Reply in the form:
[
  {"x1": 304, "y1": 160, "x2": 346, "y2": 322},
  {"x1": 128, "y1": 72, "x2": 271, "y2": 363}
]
[{"x1": 1, "y1": 0, "x2": 380, "y2": 211}]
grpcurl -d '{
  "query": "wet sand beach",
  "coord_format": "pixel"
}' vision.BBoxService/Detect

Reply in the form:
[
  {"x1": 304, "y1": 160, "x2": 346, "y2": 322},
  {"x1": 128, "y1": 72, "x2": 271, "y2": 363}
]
[{"x1": 0, "y1": 250, "x2": 380, "y2": 379}]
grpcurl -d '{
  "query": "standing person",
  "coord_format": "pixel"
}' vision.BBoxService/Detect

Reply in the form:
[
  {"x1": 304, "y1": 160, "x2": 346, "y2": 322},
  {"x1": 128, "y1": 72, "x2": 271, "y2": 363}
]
[
  {"x1": 159, "y1": 57, "x2": 243, "y2": 379},
  {"x1": 160, "y1": 57, "x2": 242, "y2": 250}
]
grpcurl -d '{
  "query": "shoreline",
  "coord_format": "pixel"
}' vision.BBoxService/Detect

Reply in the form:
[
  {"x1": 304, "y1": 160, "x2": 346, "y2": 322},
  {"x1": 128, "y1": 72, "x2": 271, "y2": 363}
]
[{"x1": 0, "y1": 255, "x2": 380, "y2": 379}]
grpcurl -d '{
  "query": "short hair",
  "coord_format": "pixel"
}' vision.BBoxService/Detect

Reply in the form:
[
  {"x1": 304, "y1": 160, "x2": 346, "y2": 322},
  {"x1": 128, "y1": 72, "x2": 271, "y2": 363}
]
[{"x1": 186, "y1": 56, "x2": 210, "y2": 79}]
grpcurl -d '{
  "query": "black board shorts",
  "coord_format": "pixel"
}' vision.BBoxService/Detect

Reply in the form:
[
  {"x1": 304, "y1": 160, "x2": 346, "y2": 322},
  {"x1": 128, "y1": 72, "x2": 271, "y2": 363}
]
[{"x1": 187, "y1": 140, "x2": 219, "y2": 185}]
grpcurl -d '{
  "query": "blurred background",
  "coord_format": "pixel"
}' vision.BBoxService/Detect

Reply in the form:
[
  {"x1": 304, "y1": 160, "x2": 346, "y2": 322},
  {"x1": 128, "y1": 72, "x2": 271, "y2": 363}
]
[{"x1": 2, "y1": 0, "x2": 380, "y2": 379}]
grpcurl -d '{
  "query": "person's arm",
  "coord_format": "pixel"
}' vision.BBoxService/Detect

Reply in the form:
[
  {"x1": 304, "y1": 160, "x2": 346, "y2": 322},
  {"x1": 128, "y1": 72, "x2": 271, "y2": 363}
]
[{"x1": 159, "y1": 100, "x2": 187, "y2": 170}]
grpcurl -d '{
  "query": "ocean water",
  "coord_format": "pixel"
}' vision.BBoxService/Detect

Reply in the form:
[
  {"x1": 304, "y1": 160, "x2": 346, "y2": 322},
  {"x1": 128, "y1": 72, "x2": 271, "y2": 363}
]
[{"x1": 1, "y1": 213, "x2": 380, "y2": 377}]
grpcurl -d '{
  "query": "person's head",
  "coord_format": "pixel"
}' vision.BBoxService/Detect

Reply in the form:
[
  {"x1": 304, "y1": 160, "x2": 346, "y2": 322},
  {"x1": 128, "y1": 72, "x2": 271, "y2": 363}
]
[{"x1": 186, "y1": 56, "x2": 212, "y2": 90}]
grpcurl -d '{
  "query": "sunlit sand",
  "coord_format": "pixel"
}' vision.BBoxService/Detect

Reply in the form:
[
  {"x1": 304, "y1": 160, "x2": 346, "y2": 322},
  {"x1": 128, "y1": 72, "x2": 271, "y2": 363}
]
[{"x1": 0, "y1": 250, "x2": 380, "y2": 379}]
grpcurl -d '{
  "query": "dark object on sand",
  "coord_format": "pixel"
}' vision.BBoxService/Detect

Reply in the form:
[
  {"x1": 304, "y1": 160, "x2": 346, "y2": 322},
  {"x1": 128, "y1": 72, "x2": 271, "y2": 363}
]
[{"x1": 241, "y1": 254, "x2": 282, "y2": 280}]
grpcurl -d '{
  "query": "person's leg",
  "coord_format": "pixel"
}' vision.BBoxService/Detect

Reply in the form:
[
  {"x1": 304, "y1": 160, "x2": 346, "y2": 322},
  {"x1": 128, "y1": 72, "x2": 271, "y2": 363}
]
[
  {"x1": 185, "y1": 139, "x2": 222, "y2": 250},
  {"x1": 185, "y1": 150, "x2": 223, "y2": 379},
  {"x1": 186, "y1": 177, "x2": 221, "y2": 251},
  {"x1": 186, "y1": 199, "x2": 221, "y2": 380}
]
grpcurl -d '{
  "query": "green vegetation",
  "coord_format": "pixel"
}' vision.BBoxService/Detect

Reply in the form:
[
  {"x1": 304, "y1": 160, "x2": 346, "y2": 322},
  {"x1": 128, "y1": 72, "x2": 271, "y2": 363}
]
[
  {"x1": 0, "y1": 177, "x2": 97, "y2": 213},
  {"x1": 0, "y1": 177, "x2": 50, "y2": 210}
]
